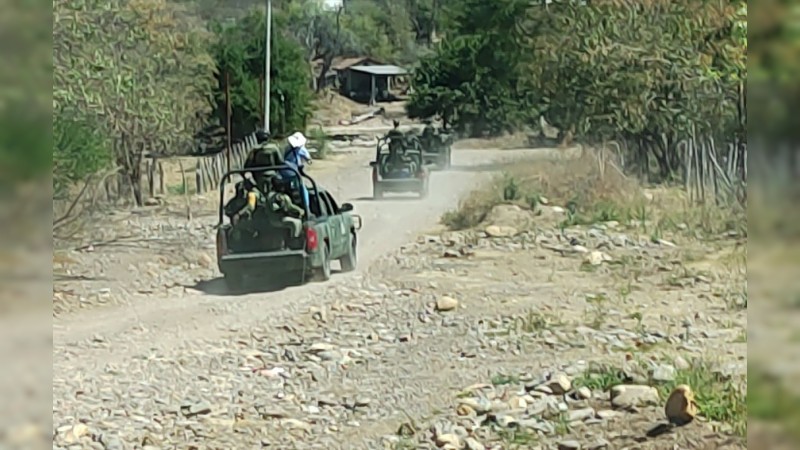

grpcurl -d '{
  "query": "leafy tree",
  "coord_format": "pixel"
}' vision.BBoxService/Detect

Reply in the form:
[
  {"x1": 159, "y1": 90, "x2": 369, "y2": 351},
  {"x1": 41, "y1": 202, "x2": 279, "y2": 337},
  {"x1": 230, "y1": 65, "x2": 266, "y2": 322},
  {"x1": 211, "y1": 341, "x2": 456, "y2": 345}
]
[
  {"x1": 406, "y1": 0, "x2": 535, "y2": 136},
  {"x1": 53, "y1": 0, "x2": 216, "y2": 205},
  {"x1": 52, "y1": 109, "x2": 111, "y2": 201},
  {"x1": 530, "y1": 1, "x2": 745, "y2": 178},
  {"x1": 284, "y1": 3, "x2": 364, "y2": 91},
  {"x1": 405, "y1": 0, "x2": 450, "y2": 45},
  {"x1": 748, "y1": 0, "x2": 798, "y2": 143},
  {"x1": 340, "y1": 0, "x2": 403, "y2": 61},
  {"x1": 0, "y1": 100, "x2": 52, "y2": 192},
  {"x1": 211, "y1": 9, "x2": 314, "y2": 139},
  {"x1": 409, "y1": 0, "x2": 746, "y2": 178},
  {"x1": 0, "y1": 1, "x2": 51, "y2": 191}
]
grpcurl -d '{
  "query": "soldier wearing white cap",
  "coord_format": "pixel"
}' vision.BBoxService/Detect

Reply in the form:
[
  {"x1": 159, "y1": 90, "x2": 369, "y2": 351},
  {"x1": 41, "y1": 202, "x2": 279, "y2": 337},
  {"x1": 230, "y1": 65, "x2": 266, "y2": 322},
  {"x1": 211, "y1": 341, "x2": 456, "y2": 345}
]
[{"x1": 280, "y1": 131, "x2": 312, "y2": 210}]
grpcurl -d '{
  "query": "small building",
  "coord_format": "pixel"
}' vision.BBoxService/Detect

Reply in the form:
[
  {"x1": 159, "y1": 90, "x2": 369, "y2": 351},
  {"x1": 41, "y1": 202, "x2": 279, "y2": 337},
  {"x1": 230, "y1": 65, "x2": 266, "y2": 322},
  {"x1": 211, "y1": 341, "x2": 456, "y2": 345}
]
[
  {"x1": 339, "y1": 64, "x2": 409, "y2": 105},
  {"x1": 312, "y1": 56, "x2": 409, "y2": 104},
  {"x1": 331, "y1": 56, "x2": 384, "y2": 72},
  {"x1": 313, "y1": 56, "x2": 383, "y2": 92}
]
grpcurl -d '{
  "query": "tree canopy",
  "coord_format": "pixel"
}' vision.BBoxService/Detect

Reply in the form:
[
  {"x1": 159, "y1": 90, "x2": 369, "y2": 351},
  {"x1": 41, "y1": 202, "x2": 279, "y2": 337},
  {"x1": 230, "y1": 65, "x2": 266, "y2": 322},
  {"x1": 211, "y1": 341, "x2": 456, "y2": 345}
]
[
  {"x1": 407, "y1": 0, "x2": 746, "y2": 179},
  {"x1": 406, "y1": 0, "x2": 535, "y2": 135},
  {"x1": 53, "y1": 0, "x2": 216, "y2": 203},
  {"x1": 211, "y1": 9, "x2": 314, "y2": 139},
  {"x1": 51, "y1": 0, "x2": 753, "y2": 206}
]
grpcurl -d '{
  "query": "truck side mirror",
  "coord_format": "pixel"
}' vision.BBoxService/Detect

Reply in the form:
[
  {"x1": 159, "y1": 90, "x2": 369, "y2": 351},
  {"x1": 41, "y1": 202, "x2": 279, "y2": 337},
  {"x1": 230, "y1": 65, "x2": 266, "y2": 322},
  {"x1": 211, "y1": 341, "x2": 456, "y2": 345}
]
[{"x1": 340, "y1": 203, "x2": 354, "y2": 212}]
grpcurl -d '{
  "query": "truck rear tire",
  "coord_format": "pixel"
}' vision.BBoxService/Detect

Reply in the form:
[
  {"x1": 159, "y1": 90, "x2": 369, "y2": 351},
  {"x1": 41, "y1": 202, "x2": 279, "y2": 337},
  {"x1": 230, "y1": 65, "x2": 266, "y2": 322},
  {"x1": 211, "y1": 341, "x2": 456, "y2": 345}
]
[
  {"x1": 340, "y1": 233, "x2": 357, "y2": 272},
  {"x1": 315, "y1": 244, "x2": 332, "y2": 282},
  {"x1": 419, "y1": 179, "x2": 429, "y2": 199},
  {"x1": 224, "y1": 273, "x2": 245, "y2": 293}
]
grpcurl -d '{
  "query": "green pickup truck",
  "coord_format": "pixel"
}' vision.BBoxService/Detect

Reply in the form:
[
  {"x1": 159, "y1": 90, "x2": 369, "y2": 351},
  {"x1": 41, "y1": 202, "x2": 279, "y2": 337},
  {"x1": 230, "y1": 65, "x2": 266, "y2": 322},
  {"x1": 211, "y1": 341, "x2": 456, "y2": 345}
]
[
  {"x1": 420, "y1": 131, "x2": 454, "y2": 170},
  {"x1": 215, "y1": 166, "x2": 363, "y2": 291}
]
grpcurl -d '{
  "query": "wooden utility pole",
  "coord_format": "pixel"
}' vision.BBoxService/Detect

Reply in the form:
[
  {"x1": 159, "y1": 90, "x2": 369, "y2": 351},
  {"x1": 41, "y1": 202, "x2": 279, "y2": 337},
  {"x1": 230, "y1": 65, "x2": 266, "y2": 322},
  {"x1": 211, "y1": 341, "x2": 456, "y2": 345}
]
[
  {"x1": 259, "y1": 75, "x2": 265, "y2": 127},
  {"x1": 264, "y1": 0, "x2": 272, "y2": 133},
  {"x1": 225, "y1": 71, "x2": 232, "y2": 173}
]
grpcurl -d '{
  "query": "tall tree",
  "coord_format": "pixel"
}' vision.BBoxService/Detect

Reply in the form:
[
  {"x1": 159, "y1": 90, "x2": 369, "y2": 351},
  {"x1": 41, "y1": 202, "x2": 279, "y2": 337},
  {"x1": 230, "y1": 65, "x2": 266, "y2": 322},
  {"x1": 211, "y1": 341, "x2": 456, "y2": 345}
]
[
  {"x1": 406, "y1": 0, "x2": 536, "y2": 135},
  {"x1": 211, "y1": 9, "x2": 314, "y2": 139},
  {"x1": 530, "y1": 1, "x2": 745, "y2": 178},
  {"x1": 53, "y1": 0, "x2": 216, "y2": 205},
  {"x1": 285, "y1": 3, "x2": 362, "y2": 91}
]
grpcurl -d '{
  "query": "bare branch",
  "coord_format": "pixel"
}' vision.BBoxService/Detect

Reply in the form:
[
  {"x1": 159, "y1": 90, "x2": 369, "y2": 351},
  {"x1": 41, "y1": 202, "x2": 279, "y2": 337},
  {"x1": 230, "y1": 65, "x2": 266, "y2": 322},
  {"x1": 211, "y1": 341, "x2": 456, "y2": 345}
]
[{"x1": 53, "y1": 166, "x2": 121, "y2": 231}]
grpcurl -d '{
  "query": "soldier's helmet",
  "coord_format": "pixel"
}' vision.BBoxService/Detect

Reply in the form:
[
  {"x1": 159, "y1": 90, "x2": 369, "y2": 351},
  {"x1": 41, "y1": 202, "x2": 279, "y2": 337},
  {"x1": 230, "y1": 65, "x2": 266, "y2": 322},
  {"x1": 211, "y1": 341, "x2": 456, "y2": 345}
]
[
  {"x1": 255, "y1": 129, "x2": 270, "y2": 143},
  {"x1": 245, "y1": 143, "x2": 282, "y2": 173}
]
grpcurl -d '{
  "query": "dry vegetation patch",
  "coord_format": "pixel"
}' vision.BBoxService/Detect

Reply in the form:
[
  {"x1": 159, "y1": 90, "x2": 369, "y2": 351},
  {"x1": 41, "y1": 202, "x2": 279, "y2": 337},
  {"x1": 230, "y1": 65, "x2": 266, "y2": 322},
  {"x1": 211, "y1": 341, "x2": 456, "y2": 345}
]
[
  {"x1": 443, "y1": 149, "x2": 745, "y2": 241},
  {"x1": 392, "y1": 149, "x2": 748, "y2": 449}
]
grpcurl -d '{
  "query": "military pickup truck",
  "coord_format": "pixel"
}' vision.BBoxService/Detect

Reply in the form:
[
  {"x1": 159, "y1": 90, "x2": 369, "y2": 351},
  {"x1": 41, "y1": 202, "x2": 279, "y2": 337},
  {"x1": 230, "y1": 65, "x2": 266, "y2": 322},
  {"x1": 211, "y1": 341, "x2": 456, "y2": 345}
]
[
  {"x1": 370, "y1": 135, "x2": 431, "y2": 199},
  {"x1": 419, "y1": 129, "x2": 453, "y2": 170},
  {"x1": 215, "y1": 166, "x2": 363, "y2": 290}
]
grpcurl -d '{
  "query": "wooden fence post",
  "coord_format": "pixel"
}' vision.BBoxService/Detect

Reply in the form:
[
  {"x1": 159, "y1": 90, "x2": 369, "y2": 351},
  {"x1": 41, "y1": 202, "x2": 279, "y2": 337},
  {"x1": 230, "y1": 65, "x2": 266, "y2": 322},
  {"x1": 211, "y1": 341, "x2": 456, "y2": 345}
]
[{"x1": 196, "y1": 162, "x2": 203, "y2": 194}]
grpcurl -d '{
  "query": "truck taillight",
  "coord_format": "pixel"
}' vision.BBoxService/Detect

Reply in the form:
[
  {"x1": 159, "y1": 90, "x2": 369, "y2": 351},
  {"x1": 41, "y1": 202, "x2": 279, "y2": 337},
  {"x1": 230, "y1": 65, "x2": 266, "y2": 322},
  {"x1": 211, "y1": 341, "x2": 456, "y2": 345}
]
[
  {"x1": 306, "y1": 227, "x2": 319, "y2": 251},
  {"x1": 216, "y1": 229, "x2": 227, "y2": 259}
]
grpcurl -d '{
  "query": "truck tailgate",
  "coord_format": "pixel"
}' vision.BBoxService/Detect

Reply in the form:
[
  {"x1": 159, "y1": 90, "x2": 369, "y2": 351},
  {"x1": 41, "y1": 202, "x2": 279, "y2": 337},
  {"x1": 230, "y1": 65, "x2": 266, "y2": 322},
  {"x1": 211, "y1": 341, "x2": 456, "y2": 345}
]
[{"x1": 219, "y1": 249, "x2": 307, "y2": 272}]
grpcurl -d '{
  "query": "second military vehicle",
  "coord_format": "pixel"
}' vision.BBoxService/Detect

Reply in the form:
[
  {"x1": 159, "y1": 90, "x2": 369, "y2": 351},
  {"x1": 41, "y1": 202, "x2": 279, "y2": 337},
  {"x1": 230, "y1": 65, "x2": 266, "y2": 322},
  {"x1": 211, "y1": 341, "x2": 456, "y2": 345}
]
[
  {"x1": 370, "y1": 135, "x2": 430, "y2": 199},
  {"x1": 419, "y1": 130, "x2": 453, "y2": 170}
]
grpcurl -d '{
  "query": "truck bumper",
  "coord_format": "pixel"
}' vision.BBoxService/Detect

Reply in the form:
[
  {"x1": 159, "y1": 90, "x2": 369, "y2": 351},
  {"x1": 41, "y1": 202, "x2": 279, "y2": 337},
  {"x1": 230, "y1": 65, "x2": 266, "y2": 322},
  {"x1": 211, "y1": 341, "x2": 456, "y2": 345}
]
[
  {"x1": 218, "y1": 249, "x2": 309, "y2": 276},
  {"x1": 374, "y1": 178, "x2": 426, "y2": 192}
]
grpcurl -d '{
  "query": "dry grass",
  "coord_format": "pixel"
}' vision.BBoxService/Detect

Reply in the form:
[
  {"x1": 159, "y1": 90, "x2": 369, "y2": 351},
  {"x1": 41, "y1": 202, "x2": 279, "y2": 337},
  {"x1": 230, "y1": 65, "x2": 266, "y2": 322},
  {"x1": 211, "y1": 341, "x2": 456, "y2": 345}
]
[
  {"x1": 442, "y1": 148, "x2": 745, "y2": 240},
  {"x1": 573, "y1": 359, "x2": 747, "y2": 436},
  {"x1": 453, "y1": 132, "x2": 536, "y2": 150},
  {"x1": 310, "y1": 89, "x2": 372, "y2": 126}
]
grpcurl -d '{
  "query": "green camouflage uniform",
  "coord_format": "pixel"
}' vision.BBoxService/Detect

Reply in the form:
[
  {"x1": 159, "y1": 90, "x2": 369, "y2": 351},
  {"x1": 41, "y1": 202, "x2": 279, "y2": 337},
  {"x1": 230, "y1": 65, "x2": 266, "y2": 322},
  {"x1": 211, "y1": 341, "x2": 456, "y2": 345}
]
[
  {"x1": 246, "y1": 142, "x2": 284, "y2": 168},
  {"x1": 422, "y1": 124, "x2": 438, "y2": 150},
  {"x1": 227, "y1": 185, "x2": 267, "y2": 246},
  {"x1": 385, "y1": 127, "x2": 406, "y2": 156},
  {"x1": 225, "y1": 142, "x2": 283, "y2": 221},
  {"x1": 265, "y1": 190, "x2": 305, "y2": 238},
  {"x1": 421, "y1": 124, "x2": 435, "y2": 141}
]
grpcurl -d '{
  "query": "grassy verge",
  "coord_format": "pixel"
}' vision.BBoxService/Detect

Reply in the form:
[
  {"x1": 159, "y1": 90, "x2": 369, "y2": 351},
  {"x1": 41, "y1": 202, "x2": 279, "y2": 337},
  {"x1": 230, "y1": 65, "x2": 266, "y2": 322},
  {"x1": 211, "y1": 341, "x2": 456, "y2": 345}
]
[
  {"x1": 306, "y1": 126, "x2": 331, "y2": 160},
  {"x1": 441, "y1": 148, "x2": 745, "y2": 239},
  {"x1": 748, "y1": 366, "x2": 800, "y2": 441},
  {"x1": 573, "y1": 360, "x2": 746, "y2": 436}
]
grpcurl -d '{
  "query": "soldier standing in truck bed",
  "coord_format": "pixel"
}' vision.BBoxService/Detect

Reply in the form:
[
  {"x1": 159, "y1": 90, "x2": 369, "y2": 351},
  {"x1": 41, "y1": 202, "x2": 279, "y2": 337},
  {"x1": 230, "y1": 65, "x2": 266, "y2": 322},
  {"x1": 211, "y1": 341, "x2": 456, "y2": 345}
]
[
  {"x1": 225, "y1": 129, "x2": 282, "y2": 222},
  {"x1": 264, "y1": 176, "x2": 305, "y2": 239},
  {"x1": 245, "y1": 130, "x2": 283, "y2": 186}
]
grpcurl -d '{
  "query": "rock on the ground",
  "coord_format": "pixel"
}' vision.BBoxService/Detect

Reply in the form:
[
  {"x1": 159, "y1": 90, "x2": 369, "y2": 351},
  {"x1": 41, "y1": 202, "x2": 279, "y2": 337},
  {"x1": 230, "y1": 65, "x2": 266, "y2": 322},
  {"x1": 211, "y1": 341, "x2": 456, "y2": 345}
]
[
  {"x1": 484, "y1": 204, "x2": 534, "y2": 231},
  {"x1": 558, "y1": 439, "x2": 582, "y2": 450},
  {"x1": 485, "y1": 225, "x2": 519, "y2": 238},
  {"x1": 546, "y1": 373, "x2": 572, "y2": 395},
  {"x1": 575, "y1": 386, "x2": 593, "y2": 400},
  {"x1": 435, "y1": 433, "x2": 461, "y2": 448},
  {"x1": 436, "y1": 296, "x2": 459, "y2": 312},
  {"x1": 652, "y1": 363, "x2": 676, "y2": 382},
  {"x1": 583, "y1": 250, "x2": 612, "y2": 266},
  {"x1": 665, "y1": 384, "x2": 698, "y2": 425},
  {"x1": 610, "y1": 384, "x2": 660, "y2": 409},
  {"x1": 567, "y1": 407, "x2": 595, "y2": 422}
]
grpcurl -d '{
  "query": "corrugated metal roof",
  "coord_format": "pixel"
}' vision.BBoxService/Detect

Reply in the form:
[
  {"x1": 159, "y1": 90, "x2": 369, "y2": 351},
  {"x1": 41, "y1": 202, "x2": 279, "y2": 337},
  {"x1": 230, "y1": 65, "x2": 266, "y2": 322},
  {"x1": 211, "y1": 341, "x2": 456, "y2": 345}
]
[
  {"x1": 331, "y1": 56, "x2": 382, "y2": 70},
  {"x1": 349, "y1": 65, "x2": 408, "y2": 76}
]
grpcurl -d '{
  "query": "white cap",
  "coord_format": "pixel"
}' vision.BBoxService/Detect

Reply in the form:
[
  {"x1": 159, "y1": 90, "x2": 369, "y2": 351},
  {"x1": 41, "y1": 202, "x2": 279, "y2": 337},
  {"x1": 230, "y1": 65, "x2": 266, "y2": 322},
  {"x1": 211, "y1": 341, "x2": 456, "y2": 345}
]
[{"x1": 287, "y1": 131, "x2": 307, "y2": 148}]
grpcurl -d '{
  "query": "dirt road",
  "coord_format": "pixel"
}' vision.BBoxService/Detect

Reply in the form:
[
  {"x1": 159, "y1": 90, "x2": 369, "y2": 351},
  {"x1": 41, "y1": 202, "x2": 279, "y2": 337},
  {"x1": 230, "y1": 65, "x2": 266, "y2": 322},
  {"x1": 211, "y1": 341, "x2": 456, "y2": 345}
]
[
  {"x1": 52, "y1": 145, "x2": 746, "y2": 450},
  {"x1": 53, "y1": 147, "x2": 538, "y2": 382}
]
